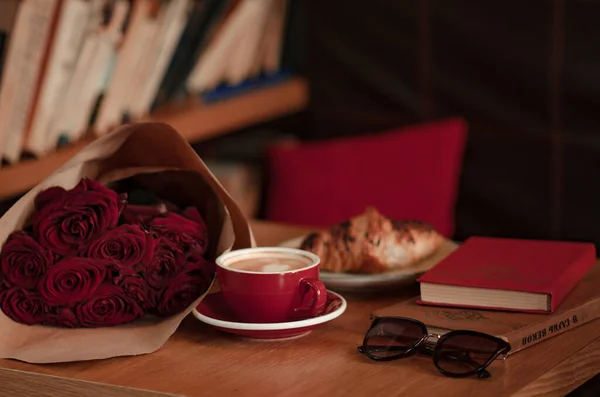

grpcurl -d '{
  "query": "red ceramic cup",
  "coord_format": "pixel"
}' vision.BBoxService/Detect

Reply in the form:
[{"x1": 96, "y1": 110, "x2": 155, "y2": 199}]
[{"x1": 215, "y1": 247, "x2": 328, "y2": 323}]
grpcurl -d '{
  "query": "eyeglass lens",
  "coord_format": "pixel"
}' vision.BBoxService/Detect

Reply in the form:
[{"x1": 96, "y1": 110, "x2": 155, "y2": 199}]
[
  {"x1": 435, "y1": 333, "x2": 502, "y2": 375},
  {"x1": 363, "y1": 319, "x2": 425, "y2": 359}
]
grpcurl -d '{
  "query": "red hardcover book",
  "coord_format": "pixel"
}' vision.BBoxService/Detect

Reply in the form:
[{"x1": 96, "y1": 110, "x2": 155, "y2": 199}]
[{"x1": 416, "y1": 237, "x2": 597, "y2": 313}]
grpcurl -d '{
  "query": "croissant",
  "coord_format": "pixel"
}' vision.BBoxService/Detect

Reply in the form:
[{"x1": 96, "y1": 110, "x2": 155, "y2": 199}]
[{"x1": 299, "y1": 207, "x2": 444, "y2": 274}]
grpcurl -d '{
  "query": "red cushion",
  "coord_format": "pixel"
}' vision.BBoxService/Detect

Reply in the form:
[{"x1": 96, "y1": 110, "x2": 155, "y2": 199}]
[{"x1": 265, "y1": 118, "x2": 467, "y2": 237}]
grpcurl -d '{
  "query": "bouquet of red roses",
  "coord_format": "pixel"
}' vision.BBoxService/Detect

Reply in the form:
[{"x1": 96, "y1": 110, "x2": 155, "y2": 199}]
[
  {"x1": 0, "y1": 178, "x2": 214, "y2": 328},
  {"x1": 0, "y1": 122, "x2": 253, "y2": 363}
]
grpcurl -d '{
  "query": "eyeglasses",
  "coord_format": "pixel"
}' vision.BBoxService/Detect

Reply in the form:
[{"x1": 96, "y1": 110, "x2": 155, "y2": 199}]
[{"x1": 357, "y1": 316, "x2": 511, "y2": 378}]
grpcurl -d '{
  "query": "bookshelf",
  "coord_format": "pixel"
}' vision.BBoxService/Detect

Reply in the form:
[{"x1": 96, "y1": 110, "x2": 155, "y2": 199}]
[{"x1": 0, "y1": 77, "x2": 308, "y2": 199}]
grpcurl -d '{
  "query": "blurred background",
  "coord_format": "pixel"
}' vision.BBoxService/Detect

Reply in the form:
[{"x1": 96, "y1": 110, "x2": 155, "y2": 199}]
[{"x1": 0, "y1": 0, "x2": 599, "y2": 251}]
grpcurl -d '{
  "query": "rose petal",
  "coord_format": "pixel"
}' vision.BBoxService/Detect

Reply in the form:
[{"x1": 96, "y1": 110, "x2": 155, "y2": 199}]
[
  {"x1": 0, "y1": 231, "x2": 54, "y2": 289},
  {"x1": 34, "y1": 186, "x2": 67, "y2": 211},
  {"x1": 180, "y1": 207, "x2": 204, "y2": 225},
  {"x1": 42, "y1": 307, "x2": 80, "y2": 328},
  {"x1": 145, "y1": 239, "x2": 186, "y2": 290},
  {"x1": 153, "y1": 256, "x2": 215, "y2": 317},
  {"x1": 33, "y1": 179, "x2": 123, "y2": 256},
  {"x1": 39, "y1": 258, "x2": 108, "y2": 306},
  {"x1": 0, "y1": 288, "x2": 47, "y2": 325},
  {"x1": 75, "y1": 284, "x2": 144, "y2": 327},
  {"x1": 148, "y1": 209, "x2": 208, "y2": 255},
  {"x1": 117, "y1": 276, "x2": 151, "y2": 309},
  {"x1": 121, "y1": 204, "x2": 164, "y2": 225},
  {"x1": 87, "y1": 224, "x2": 153, "y2": 270}
]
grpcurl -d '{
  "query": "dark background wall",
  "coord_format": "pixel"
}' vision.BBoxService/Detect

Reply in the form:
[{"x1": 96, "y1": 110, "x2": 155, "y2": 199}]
[{"x1": 300, "y1": 0, "x2": 600, "y2": 248}]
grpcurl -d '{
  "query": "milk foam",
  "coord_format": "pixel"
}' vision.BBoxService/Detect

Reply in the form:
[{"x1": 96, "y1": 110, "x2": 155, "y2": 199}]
[
  {"x1": 261, "y1": 263, "x2": 292, "y2": 272},
  {"x1": 227, "y1": 255, "x2": 309, "y2": 272}
]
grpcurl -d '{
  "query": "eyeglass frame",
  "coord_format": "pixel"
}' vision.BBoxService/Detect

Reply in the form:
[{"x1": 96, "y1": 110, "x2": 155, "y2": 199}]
[{"x1": 357, "y1": 316, "x2": 511, "y2": 379}]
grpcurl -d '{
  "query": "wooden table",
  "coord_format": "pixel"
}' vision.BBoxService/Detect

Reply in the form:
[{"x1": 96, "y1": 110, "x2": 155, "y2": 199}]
[{"x1": 0, "y1": 221, "x2": 599, "y2": 396}]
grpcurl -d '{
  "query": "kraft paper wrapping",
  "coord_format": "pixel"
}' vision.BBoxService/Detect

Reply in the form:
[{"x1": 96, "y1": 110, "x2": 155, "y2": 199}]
[{"x1": 0, "y1": 122, "x2": 255, "y2": 363}]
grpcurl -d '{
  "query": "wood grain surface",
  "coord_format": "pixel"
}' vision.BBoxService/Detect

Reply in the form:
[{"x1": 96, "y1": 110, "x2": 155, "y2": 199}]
[
  {"x1": 0, "y1": 368, "x2": 178, "y2": 396},
  {"x1": 513, "y1": 337, "x2": 600, "y2": 397},
  {"x1": 0, "y1": 221, "x2": 597, "y2": 397}
]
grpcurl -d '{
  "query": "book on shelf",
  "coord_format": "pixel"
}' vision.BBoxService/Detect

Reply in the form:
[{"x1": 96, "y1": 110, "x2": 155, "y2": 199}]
[
  {"x1": 417, "y1": 236, "x2": 596, "y2": 313},
  {"x1": 0, "y1": 0, "x2": 20, "y2": 86},
  {"x1": 26, "y1": 0, "x2": 96, "y2": 157},
  {"x1": 373, "y1": 264, "x2": 600, "y2": 356},
  {"x1": 0, "y1": 0, "x2": 297, "y2": 165},
  {"x1": 151, "y1": 0, "x2": 230, "y2": 110},
  {"x1": 0, "y1": 0, "x2": 60, "y2": 164}
]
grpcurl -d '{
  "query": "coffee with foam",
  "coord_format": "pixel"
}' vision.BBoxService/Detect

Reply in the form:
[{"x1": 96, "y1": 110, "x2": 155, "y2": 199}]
[
  {"x1": 226, "y1": 254, "x2": 310, "y2": 273},
  {"x1": 216, "y1": 247, "x2": 324, "y2": 323}
]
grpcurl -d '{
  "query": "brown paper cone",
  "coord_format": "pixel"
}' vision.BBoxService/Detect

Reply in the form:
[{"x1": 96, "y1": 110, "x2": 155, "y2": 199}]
[{"x1": 0, "y1": 122, "x2": 254, "y2": 363}]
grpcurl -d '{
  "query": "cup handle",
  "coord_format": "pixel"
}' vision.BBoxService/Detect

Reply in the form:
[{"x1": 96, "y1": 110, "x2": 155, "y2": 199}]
[{"x1": 292, "y1": 279, "x2": 328, "y2": 319}]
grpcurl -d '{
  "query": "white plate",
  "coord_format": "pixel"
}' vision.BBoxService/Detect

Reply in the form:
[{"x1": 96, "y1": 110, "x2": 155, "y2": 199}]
[{"x1": 279, "y1": 235, "x2": 458, "y2": 293}]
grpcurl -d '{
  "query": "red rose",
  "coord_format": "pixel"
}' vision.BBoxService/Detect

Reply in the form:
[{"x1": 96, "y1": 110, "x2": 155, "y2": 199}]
[
  {"x1": 39, "y1": 257, "x2": 107, "y2": 306},
  {"x1": 87, "y1": 224, "x2": 155, "y2": 271},
  {"x1": 0, "y1": 287, "x2": 47, "y2": 325},
  {"x1": 71, "y1": 178, "x2": 122, "y2": 198},
  {"x1": 75, "y1": 285, "x2": 144, "y2": 327},
  {"x1": 148, "y1": 207, "x2": 208, "y2": 254},
  {"x1": 185, "y1": 249, "x2": 216, "y2": 283},
  {"x1": 179, "y1": 207, "x2": 206, "y2": 225},
  {"x1": 41, "y1": 307, "x2": 80, "y2": 328},
  {"x1": 0, "y1": 231, "x2": 54, "y2": 289},
  {"x1": 117, "y1": 275, "x2": 151, "y2": 309},
  {"x1": 121, "y1": 204, "x2": 164, "y2": 225},
  {"x1": 153, "y1": 264, "x2": 212, "y2": 317},
  {"x1": 145, "y1": 240, "x2": 186, "y2": 290},
  {"x1": 34, "y1": 186, "x2": 67, "y2": 211},
  {"x1": 33, "y1": 179, "x2": 126, "y2": 256}
]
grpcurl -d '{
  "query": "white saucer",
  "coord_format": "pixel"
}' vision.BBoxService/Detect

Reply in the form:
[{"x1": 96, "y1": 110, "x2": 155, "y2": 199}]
[{"x1": 192, "y1": 290, "x2": 347, "y2": 340}]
